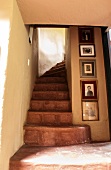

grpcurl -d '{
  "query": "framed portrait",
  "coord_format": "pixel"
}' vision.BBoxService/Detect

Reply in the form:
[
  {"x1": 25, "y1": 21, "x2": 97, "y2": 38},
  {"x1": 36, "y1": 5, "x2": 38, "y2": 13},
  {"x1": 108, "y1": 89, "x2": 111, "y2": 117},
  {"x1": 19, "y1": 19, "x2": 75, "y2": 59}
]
[
  {"x1": 81, "y1": 80, "x2": 97, "y2": 100},
  {"x1": 78, "y1": 27, "x2": 94, "y2": 43},
  {"x1": 79, "y1": 44, "x2": 95, "y2": 57},
  {"x1": 80, "y1": 60, "x2": 96, "y2": 78},
  {"x1": 82, "y1": 101, "x2": 99, "y2": 121}
]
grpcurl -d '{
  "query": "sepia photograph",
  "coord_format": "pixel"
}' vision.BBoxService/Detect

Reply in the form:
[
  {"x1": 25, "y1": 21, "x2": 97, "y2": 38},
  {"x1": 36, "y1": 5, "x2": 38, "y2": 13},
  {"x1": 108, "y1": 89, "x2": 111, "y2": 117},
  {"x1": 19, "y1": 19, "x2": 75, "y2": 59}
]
[
  {"x1": 81, "y1": 80, "x2": 98, "y2": 100},
  {"x1": 82, "y1": 101, "x2": 99, "y2": 121},
  {"x1": 85, "y1": 84, "x2": 94, "y2": 97}
]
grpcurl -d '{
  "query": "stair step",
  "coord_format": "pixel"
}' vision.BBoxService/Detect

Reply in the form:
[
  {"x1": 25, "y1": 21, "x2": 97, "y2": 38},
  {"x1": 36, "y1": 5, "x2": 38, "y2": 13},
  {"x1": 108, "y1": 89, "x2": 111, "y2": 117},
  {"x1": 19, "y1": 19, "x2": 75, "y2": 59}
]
[
  {"x1": 43, "y1": 69, "x2": 66, "y2": 77},
  {"x1": 32, "y1": 91, "x2": 69, "y2": 100},
  {"x1": 27, "y1": 111, "x2": 72, "y2": 125},
  {"x1": 49, "y1": 61, "x2": 65, "y2": 71},
  {"x1": 56, "y1": 60, "x2": 65, "y2": 67},
  {"x1": 24, "y1": 124, "x2": 91, "y2": 146},
  {"x1": 36, "y1": 77, "x2": 66, "y2": 83},
  {"x1": 34, "y1": 83, "x2": 68, "y2": 91},
  {"x1": 50, "y1": 64, "x2": 65, "y2": 71},
  {"x1": 9, "y1": 143, "x2": 111, "y2": 170},
  {"x1": 30, "y1": 100, "x2": 71, "y2": 112}
]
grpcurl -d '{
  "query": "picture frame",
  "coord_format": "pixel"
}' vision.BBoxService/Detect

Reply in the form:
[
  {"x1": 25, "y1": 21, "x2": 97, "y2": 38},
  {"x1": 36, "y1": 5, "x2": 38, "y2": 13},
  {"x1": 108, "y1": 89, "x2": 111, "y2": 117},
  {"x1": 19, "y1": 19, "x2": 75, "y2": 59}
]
[
  {"x1": 78, "y1": 27, "x2": 94, "y2": 43},
  {"x1": 82, "y1": 101, "x2": 99, "y2": 121},
  {"x1": 81, "y1": 80, "x2": 98, "y2": 100},
  {"x1": 80, "y1": 60, "x2": 96, "y2": 78},
  {"x1": 79, "y1": 44, "x2": 95, "y2": 57}
]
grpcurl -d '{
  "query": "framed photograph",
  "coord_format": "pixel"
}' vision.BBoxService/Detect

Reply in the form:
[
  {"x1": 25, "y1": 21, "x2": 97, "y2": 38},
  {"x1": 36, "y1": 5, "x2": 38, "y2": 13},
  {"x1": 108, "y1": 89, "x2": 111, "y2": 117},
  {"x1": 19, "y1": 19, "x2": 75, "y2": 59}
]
[
  {"x1": 81, "y1": 80, "x2": 97, "y2": 100},
  {"x1": 80, "y1": 60, "x2": 96, "y2": 78},
  {"x1": 78, "y1": 27, "x2": 94, "y2": 43},
  {"x1": 79, "y1": 44, "x2": 95, "y2": 57},
  {"x1": 82, "y1": 101, "x2": 99, "y2": 121}
]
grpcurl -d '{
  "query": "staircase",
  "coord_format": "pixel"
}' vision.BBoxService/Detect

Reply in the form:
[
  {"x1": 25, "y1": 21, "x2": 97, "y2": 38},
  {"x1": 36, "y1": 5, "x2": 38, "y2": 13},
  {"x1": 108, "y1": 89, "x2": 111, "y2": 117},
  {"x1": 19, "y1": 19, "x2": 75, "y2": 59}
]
[{"x1": 9, "y1": 61, "x2": 91, "y2": 169}]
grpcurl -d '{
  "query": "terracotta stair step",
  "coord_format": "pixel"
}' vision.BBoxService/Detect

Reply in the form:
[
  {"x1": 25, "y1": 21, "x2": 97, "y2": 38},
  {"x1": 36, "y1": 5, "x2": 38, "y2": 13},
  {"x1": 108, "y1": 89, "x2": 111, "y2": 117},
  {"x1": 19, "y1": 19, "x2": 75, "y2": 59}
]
[
  {"x1": 42, "y1": 70, "x2": 66, "y2": 77},
  {"x1": 56, "y1": 60, "x2": 65, "y2": 67},
  {"x1": 36, "y1": 77, "x2": 66, "y2": 83},
  {"x1": 26, "y1": 111, "x2": 72, "y2": 125},
  {"x1": 49, "y1": 61, "x2": 65, "y2": 71},
  {"x1": 9, "y1": 143, "x2": 111, "y2": 170},
  {"x1": 50, "y1": 64, "x2": 65, "y2": 71},
  {"x1": 30, "y1": 100, "x2": 71, "y2": 112},
  {"x1": 32, "y1": 91, "x2": 70, "y2": 100},
  {"x1": 34, "y1": 83, "x2": 68, "y2": 91},
  {"x1": 24, "y1": 124, "x2": 91, "y2": 146},
  {"x1": 43, "y1": 66, "x2": 66, "y2": 75}
]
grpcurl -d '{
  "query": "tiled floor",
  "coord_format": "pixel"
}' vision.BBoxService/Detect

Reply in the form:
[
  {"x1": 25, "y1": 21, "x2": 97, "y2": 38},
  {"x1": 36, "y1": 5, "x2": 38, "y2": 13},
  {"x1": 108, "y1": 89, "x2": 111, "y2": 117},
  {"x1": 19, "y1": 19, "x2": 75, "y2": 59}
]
[{"x1": 10, "y1": 142, "x2": 111, "y2": 169}]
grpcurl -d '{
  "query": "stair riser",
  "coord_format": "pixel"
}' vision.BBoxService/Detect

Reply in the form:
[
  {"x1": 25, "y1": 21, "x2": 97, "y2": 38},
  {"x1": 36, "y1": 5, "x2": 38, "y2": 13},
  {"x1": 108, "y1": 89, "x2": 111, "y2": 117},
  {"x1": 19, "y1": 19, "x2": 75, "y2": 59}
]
[
  {"x1": 50, "y1": 65, "x2": 65, "y2": 71},
  {"x1": 10, "y1": 164, "x2": 106, "y2": 170},
  {"x1": 30, "y1": 101, "x2": 71, "y2": 111},
  {"x1": 43, "y1": 71, "x2": 66, "y2": 77},
  {"x1": 27, "y1": 112, "x2": 72, "y2": 125},
  {"x1": 32, "y1": 92, "x2": 69, "y2": 100},
  {"x1": 36, "y1": 77, "x2": 66, "y2": 83},
  {"x1": 34, "y1": 84, "x2": 68, "y2": 91},
  {"x1": 24, "y1": 126, "x2": 91, "y2": 146}
]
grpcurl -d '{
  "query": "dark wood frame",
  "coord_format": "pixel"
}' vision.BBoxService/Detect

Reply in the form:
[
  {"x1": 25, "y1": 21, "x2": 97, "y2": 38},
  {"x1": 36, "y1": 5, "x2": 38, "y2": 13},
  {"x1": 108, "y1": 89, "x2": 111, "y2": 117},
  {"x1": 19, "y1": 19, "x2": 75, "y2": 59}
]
[
  {"x1": 81, "y1": 80, "x2": 98, "y2": 100},
  {"x1": 78, "y1": 27, "x2": 94, "y2": 43},
  {"x1": 79, "y1": 44, "x2": 95, "y2": 57}
]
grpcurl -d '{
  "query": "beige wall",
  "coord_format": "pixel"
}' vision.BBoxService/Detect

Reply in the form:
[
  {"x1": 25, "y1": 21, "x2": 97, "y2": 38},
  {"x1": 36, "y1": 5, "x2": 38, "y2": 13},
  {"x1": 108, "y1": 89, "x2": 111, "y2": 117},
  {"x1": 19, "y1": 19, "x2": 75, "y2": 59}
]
[
  {"x1": 0, "y1": 1, "x2": 38, "y2": 170},
  {"x1": 0, "y1": 1, "x2": 13, "y2": 169},
  {"x1": 16, "y1": 0, "x2": 111, "y2": 27},
  {"x1": 71, "y1": 26, "x2": 110, "y2": 141}
]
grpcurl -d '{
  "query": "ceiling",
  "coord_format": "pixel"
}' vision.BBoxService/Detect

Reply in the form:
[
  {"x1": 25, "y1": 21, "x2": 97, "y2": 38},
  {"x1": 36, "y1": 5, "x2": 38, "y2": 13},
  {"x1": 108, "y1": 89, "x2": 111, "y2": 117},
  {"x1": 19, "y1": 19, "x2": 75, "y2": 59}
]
[{"x1": 16, "y1": 0, "x2": 111, "y2": 26}]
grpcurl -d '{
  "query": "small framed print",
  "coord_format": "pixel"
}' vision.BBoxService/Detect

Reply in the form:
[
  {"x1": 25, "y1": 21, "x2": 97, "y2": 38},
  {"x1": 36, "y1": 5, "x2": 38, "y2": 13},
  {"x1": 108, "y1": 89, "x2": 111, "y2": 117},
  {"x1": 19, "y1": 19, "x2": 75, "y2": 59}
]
[
  {"x1": 78, "y1": 27, "x2": 94, "y2": 43},
  {"x1": 80, "y1": 60, "x2": 96, "y2": 78},
  {"x1": 82, "y1": 101, "x2": 99, "y2": 121},
  {"x1": 79, "y1": 44, "x2": 95, "y2": 57},
  {"x1": 81, "y1": 80, "x2": 97, "y2": 100}
]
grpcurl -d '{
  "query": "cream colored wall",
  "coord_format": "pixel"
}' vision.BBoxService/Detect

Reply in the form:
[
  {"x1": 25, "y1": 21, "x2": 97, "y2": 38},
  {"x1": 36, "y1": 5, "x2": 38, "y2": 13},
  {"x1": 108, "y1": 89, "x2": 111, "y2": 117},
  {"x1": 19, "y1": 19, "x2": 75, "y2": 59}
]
[
  {"x1": 0, "y1": 1, "x2": 13, "y2": 169},
  {"x1": 0, "y1": 1, "x2": 37, "y2": 170},
  {"x1": 71, "y1": 26, "x2": 110, "y2": 141}
]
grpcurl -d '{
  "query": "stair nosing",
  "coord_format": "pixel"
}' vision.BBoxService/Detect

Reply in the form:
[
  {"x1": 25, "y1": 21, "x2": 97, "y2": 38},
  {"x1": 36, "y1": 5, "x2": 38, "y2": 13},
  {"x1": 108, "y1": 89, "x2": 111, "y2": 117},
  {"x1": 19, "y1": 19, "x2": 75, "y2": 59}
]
[
  {"x1": 30, "y1": 99, "x2": 71, "y2": 102},
  {"x1": 24, "y1": 124, "x2": 89, "y2": 128}
]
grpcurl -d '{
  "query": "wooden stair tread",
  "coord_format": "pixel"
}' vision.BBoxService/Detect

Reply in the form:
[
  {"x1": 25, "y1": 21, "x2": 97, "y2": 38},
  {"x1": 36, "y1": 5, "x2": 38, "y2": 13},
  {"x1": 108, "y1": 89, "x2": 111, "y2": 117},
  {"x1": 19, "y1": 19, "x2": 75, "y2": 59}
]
[{"x1": 24, "y1": 124, "x2": 90, "y2": 128}]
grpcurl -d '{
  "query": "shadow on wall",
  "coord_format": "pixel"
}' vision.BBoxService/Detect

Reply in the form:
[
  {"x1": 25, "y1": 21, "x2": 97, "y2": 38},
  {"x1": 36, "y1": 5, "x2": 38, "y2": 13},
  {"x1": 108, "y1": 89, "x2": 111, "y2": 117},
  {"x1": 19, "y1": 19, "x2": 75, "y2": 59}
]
[{"x1": 38, "y1": 28, "x2": 65, "y2": 76}]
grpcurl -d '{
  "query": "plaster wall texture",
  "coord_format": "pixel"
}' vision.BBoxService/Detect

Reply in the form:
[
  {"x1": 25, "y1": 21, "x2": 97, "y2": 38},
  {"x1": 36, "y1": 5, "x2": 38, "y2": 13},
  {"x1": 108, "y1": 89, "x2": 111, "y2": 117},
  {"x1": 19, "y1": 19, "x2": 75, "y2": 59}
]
[
  {"x1": 38, "y1": 28, "x2": 65, "y2": 76},
  {"x1": 71, "y1": 26, "x2": 110, "y2": 141},
  {"x1": 16, "y1": 0, "x2": 111, "y2": 26},
  {"x1": 0, "y1": 1, "x2": 13, "y2": 169},
  {"x1": 0, "y1": 1, "x2": 37, "y2": 170}
]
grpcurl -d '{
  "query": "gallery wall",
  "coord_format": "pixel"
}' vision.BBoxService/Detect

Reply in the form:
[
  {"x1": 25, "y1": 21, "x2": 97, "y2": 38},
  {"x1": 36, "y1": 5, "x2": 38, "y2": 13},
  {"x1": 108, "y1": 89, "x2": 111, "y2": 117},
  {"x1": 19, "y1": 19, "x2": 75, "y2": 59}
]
[{"x1": 70, "y1": 26, "x2": 110, "y2": 141}]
